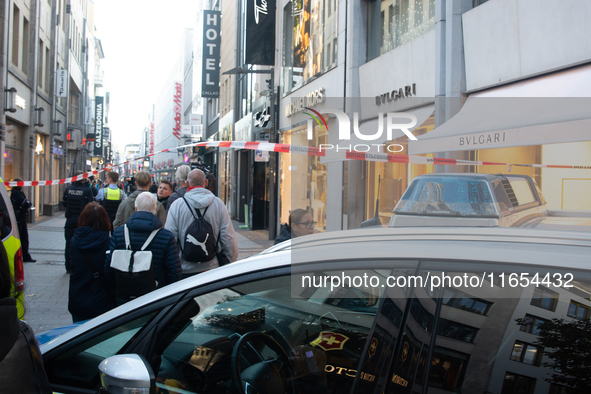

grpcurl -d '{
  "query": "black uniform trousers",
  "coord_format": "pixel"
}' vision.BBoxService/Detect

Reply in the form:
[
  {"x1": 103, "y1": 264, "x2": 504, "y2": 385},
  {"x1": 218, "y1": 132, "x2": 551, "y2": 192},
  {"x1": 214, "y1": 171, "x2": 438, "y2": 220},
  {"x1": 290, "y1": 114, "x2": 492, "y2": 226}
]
[{"x1": 16, "y1": 218, "x2": 32, "y2": 261}]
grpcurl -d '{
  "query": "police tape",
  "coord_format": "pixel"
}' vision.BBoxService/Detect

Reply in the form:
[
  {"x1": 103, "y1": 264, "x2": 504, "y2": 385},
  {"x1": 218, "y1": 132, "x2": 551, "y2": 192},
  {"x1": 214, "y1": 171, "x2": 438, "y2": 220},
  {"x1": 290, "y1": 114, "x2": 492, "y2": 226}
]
[{"x1": 4, "y1": 140, "x2": 591, "y2": 187}]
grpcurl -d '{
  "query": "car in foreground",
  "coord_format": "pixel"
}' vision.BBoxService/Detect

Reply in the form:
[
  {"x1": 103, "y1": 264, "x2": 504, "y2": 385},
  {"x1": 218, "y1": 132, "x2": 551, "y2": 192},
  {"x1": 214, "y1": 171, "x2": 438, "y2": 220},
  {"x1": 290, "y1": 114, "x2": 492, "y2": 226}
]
[{"x1": 40, "y1": 227, "x2": 591, "y2": 394}]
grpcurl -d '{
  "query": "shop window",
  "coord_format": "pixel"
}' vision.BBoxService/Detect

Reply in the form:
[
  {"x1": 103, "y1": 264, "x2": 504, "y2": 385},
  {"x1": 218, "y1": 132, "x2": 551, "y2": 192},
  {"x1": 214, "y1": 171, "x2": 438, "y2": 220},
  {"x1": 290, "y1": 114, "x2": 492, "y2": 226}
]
[
  {"x1": 520, "y1": 314, "x2": 549, "y2": 335},
  {"x1": 501, "y1": 372, "x2": 536, "y2": 394},
  {"x1": 12, "y1": 5, "x2": 19, "y2": 67},
  {"x1": 567, "y1": 301, "x2": 591, "y2": 321},
  {"x1": 530, "y1": 287, "x2": 559, "y2": 312},
  {"x1": 510, "y1": 341, "x2": 543, "y2": 366},
  {"x1": 368, "y1": 0, "x2": 435, "y2": 61},
  {"x1": 282, "y1": 0, "x2": 338, "y2": 96}
]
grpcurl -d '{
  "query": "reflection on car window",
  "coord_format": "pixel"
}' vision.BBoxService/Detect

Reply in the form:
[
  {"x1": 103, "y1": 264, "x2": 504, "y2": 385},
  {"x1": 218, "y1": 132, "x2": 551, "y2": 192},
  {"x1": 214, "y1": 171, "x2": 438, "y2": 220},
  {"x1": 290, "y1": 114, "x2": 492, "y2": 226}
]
[
  {"x1": 151, "y1": 272, "x2": 385, "y2": 394},
  {"x1": 45, "y1": 312, "x2": 157, "y2": 388},
  {"x1": 380, "y1": 265, "x2": 591, "y2": 394}
]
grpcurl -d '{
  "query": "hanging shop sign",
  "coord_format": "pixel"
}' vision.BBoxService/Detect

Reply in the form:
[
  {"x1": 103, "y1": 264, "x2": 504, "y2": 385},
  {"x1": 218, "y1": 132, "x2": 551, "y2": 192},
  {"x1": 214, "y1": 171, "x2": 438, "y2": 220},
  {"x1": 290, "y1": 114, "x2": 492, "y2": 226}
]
[
  {"x1": 201, "y1": 10, "x2": 221, "y2": 97},
  {"x1": 84, "y1": 106, "x2": 93, "y2": 125},
  {"x1": 94, "y1": 96, "x2": 104, "y2": 156},
  {"x1": 245, "y1": 0, "x2": 276, "y2": 65},
  {"x1": 173, "y1": 82, "x2": 182, "y2": 139},
  {"x1": 56, "y1": 69, "x2": 68, "y2": 97}
]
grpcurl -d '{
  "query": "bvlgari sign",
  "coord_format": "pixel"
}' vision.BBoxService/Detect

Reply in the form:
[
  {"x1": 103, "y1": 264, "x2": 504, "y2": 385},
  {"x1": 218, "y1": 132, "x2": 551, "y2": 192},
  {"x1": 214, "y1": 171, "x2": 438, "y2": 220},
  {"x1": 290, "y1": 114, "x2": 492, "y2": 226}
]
[{"x1": 245, "y1": 0, "x2": 276, "y2": 65}]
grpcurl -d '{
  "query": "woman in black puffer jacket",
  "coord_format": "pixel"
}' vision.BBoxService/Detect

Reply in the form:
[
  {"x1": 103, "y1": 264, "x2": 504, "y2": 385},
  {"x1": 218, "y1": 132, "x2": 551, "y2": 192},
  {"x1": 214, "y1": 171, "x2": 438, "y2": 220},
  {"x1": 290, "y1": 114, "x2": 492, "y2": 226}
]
[
  {"x1": 105, "y1": 192, "x2": 181, "y2": 305},
  {"x1": 68, "y1": 203, "x2": 115, "y2": 322}
]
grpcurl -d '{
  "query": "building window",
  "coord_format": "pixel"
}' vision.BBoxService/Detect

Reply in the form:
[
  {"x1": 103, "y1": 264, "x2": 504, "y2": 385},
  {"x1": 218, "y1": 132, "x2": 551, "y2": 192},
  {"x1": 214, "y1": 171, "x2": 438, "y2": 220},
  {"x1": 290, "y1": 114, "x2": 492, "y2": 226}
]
[
  {"x1": 441, "y1": 290, "x2": 493, "y2": 315},
  {"x1": 22, "y1": 17, "x2": 29, "y2": 73},
  {"x1": 530, "y1": 287, "x2": 559, "y2": 312},
  {"x1": 282, "y1": 0, "x2": 338, "y2": 96},
  {"x1": 368, "y1": 0, "x2": 435, "y2": 61},
  {"x1": 69, "y1": 95, "x2": 79, "y2": 124},
  {"x1": 567, "y1": 301, "x2": 591, "y2": 321},
  {"x1": 38, "y1": 40, "x2": 44, "y2": 89},
  {"x1": 501, "y1": 372, "x2": 536, "y2": 394},
  {"x1": 428, "y1": 347, "x2": 470, "y2": 392},
  {"x1": 520, "y1": 314, "x2": 549, "y2": 335},
  {"x1": 45, "y1": 47, "x2": 50, "y2": 91},
  {"x1": 437, "y1": 318, "x2": 479, "y2": 343},
  {"x1": 11, "y1": 5, "x2": 19, "y2": 67},
  {"x1": 510, "y1": 341, "x2": 543, "y2": 366}
]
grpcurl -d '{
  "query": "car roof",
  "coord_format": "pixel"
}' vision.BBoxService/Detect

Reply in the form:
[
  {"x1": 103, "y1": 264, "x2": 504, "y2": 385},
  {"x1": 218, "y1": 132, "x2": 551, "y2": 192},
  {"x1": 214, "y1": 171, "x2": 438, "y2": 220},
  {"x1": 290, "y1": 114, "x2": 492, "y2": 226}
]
[{"x1": 41, "y1": 227, "x2": 591, "y2": 351}]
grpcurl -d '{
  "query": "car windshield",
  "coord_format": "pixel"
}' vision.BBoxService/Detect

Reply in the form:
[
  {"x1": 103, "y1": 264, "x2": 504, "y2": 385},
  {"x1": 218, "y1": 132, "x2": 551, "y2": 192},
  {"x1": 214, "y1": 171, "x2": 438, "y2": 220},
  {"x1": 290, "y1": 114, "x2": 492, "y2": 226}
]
[{"x1": 393, "y1": 177, "x2": 498, "y2": 217}]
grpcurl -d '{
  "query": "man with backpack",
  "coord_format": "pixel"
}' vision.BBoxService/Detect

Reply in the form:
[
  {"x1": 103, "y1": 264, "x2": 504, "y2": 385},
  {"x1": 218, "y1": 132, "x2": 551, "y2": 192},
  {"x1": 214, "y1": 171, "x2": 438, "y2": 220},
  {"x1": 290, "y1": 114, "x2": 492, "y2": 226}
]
[
  {"x1": 95, "y1": 171, "x2": 126, "y2": 229},
  {"x1": 165, "y1": 169, "x2": 238, "y2": 278},
  {"x1": 104, "y1": 192, "x2": 181, "y2": 305}
]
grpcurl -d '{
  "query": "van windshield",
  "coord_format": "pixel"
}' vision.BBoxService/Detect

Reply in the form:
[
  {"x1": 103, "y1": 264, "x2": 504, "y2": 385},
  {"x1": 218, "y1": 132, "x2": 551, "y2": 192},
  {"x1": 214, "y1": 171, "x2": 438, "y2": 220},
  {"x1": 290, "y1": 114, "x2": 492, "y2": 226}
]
[{"x1": 393, "y1": 177, "x2": 499, "y2": 218}]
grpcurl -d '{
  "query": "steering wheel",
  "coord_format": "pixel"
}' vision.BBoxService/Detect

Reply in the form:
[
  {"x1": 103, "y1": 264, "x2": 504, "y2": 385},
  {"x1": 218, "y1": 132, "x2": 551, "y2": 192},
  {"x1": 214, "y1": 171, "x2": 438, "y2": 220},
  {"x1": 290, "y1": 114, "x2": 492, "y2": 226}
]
[{"x1": 231, "y1": 332, "x2": 296, "y2": 394}]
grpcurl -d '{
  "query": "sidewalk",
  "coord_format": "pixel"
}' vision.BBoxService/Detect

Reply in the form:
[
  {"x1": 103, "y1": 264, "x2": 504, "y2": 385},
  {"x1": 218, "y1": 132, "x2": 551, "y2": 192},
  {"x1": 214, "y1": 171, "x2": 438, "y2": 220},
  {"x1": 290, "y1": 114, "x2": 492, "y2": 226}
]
[{"x1": 23, "y1": 212, "x2": 274, "y2": 333}]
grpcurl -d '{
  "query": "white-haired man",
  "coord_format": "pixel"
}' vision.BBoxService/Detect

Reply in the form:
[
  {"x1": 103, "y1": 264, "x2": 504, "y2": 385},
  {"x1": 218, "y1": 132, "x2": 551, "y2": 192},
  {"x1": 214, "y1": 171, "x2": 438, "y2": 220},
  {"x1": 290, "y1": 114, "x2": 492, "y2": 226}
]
[
  {"x1": 166, "y1": 165, "x2": 191, "y2": 212},
  {"x1": 105, "y1": 192, "x2": 181, "y2": 304},
  {"x1": 166, "y1": 169, "x2": 238, "y2": 277}
]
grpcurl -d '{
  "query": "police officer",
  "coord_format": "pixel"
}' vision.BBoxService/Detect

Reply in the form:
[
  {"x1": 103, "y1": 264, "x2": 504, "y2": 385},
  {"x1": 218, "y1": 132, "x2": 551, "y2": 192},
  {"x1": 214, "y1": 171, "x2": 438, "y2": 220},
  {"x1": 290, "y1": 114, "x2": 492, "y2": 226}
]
[
  {"x1": 10, "y1": 179, "x2": 34, "y2": 262},
  {"x1": 63, "y1": 172, "x2": 94, "y2": 273},
  {"x1": 95, "y1": 171, "x2": 125, "y2": 229}
]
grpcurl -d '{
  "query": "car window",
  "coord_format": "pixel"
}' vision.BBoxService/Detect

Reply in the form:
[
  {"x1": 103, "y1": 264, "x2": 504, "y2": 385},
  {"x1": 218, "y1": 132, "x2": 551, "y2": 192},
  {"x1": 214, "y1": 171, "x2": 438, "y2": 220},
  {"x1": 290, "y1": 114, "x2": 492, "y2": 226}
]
[
  {"x1": 150, "y1": 269, "x2": 404, "y2": 394},
  {"x1": 44, "y1": 311, "x2": 158, "y2": 389},
  {"x1": 378, "y1": 262, "x2": 591, "y2": 394}
]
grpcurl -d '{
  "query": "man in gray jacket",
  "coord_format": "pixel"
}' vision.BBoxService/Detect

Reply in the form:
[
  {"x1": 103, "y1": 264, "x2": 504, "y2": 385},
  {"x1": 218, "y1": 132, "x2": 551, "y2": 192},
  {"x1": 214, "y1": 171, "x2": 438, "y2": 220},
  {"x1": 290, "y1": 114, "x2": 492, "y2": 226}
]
[
  {"x1": 113, "y1": 171, "x2": 167, "y2": 229},
  {"x1": 166, "y1": 165, "x2": 190, "y2": 211},
  {"x1": 165, "y1": 169, "x2": 238, "y2": 277}
]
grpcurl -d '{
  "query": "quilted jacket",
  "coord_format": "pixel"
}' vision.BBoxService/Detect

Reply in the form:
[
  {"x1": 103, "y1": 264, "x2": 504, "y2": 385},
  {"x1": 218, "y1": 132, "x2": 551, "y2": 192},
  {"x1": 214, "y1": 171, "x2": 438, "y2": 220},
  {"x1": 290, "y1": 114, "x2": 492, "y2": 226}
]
[{"x1": 105, "y1": 211, "x2": 182, "y2": 290}]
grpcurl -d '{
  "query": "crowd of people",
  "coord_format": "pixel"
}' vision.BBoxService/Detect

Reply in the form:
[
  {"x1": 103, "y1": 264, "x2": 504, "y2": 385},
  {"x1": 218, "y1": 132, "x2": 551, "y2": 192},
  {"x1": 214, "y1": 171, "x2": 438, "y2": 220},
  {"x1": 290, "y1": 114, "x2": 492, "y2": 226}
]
[
  {"x1": 8, "y1": 164, "x2": 314, "y2": 325},
  {"x1": 61, "y1": 166, "x2": 239, "y2": 321}
]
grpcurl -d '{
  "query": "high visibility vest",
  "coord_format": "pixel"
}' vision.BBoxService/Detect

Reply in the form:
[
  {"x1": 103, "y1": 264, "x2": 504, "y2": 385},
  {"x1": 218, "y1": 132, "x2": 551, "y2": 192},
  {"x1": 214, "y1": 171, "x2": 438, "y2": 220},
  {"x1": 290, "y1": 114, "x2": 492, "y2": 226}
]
[{"x1": 101, "y1": 187, "x2": 123, "y2": 221}]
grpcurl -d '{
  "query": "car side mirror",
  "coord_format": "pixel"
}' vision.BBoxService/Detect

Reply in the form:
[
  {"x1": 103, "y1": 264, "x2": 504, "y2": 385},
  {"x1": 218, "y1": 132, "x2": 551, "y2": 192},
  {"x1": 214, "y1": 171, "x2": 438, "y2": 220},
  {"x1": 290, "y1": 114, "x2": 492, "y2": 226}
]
[{"x1": 98, "y1": 354, "x2": 155, "y2": 394}]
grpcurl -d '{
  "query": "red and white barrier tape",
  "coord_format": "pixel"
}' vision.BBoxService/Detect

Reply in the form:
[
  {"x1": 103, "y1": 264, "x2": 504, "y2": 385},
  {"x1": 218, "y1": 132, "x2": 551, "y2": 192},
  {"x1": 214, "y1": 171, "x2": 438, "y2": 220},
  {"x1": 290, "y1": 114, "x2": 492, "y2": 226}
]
[{"x1": 5, "y1": 141, "x2": 591, "y2": 187}]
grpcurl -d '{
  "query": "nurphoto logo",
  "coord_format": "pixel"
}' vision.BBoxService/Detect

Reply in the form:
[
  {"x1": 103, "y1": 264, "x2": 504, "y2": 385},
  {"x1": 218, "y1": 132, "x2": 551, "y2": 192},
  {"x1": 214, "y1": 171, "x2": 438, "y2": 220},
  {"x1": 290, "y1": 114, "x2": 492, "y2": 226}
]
[{"x1": 303, "y1": 108, "x2": 418, "y2": 153}]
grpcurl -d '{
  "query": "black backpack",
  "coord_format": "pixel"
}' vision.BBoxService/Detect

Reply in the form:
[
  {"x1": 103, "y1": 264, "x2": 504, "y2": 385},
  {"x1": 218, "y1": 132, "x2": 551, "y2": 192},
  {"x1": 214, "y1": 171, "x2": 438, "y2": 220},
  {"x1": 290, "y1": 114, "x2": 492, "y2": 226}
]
[{"x1": 180, "y1": 197, "x2": 216, "y2": 263}]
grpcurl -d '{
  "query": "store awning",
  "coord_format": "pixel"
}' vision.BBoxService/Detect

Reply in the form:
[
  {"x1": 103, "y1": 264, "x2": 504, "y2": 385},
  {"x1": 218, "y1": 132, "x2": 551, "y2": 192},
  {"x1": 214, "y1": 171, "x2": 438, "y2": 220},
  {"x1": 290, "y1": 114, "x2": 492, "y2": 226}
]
[
  {"x1": 321, "y1": 104, "x2": 434, "y2": 163},
  {"x1": 409, "y1": 64, "x2": 591, "y2": 155}
]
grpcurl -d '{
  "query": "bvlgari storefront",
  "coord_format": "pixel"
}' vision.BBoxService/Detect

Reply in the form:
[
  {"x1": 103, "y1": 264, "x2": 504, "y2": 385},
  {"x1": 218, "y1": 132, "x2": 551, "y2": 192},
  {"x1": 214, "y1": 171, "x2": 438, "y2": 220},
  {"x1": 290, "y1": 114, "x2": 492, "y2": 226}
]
[{"x1": 410, "y1": 64, "x2": 591, "y2": 211}]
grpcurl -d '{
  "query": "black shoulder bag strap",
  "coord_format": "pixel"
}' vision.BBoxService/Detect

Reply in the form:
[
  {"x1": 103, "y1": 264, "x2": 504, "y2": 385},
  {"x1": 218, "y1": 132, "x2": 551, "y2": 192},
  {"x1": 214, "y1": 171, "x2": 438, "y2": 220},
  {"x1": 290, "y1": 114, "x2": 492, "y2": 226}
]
[{"x1": 80, "y1": 252, "x2": 116, "y2": 301}]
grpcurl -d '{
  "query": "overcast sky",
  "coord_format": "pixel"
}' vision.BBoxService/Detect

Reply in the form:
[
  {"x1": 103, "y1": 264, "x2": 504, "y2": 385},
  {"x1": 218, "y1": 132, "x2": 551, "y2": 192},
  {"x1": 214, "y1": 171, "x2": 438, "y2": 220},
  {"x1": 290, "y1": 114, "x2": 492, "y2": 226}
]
[{"x1": 94, "y1": 0, "x2": 197, "y2": 152}]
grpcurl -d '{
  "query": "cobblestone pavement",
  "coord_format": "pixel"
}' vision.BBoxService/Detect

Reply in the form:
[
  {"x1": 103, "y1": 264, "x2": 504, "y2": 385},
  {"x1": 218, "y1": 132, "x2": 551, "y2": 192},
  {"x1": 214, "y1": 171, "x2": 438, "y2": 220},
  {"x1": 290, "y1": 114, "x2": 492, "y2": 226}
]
[{"x1": 23, "y1": 212, "x2": 274, "y2": 334}]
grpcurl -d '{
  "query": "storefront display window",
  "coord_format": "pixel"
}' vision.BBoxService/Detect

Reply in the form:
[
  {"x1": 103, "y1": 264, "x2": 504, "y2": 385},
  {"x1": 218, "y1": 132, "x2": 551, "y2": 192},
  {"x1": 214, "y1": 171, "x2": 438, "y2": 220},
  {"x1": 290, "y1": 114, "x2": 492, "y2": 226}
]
[
  {"x1": 218, "y1": 151, "x2": 231, "y2": 210},
  {"x1": 282, "y1": 0, "x2": 338, "y2": 96},
  {"x1": 368, "y1": 0, "x2": 435, "y2": 61},
  {"x1": 5, "y1": 122, "x2": 24, "y2": 181},
  {"x1": 279, "y1": 124, "x2": 327, "y2": 232}
]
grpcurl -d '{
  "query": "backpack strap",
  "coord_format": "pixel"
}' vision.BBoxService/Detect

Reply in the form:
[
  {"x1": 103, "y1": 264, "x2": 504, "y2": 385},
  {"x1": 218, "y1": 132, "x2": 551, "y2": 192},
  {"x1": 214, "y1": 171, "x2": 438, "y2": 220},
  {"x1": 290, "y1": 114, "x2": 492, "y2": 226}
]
[
  {"x1": 141, "y1": 228, "x2": 161, "y2": 251},
  {"x1": 182, "y1": 196, "x2": 209, "y2": 219},
  {"x1": 124, "y1": 224, "x2": 131, "y2": 250}
]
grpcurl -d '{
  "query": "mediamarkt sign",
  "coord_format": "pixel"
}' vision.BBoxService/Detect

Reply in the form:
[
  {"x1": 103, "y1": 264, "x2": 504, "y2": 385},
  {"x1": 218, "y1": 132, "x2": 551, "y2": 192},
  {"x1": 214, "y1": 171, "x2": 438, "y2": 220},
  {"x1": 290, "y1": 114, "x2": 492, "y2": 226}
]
[
  {"x1": 149, "y1": 122, "x2": 155, "y2": 154},
  {"x1": 172, "y1": 82, "x2": 182, "y2": 140}
]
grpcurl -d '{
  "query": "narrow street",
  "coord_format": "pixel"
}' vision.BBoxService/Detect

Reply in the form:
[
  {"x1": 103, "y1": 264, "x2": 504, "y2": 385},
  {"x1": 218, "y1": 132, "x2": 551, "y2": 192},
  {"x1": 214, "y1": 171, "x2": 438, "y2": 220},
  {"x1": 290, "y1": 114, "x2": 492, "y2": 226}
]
[{"x1": 22, "y1": 213, "x2": 274, "y2": 333}]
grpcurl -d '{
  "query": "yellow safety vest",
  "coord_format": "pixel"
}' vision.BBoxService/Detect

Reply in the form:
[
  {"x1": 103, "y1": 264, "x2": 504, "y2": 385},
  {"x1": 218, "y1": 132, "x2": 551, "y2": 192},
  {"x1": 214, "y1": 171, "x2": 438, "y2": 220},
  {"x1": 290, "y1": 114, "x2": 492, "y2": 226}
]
[{"x1": 104, "y1": 187, "x2": 123, "y2": 200}]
